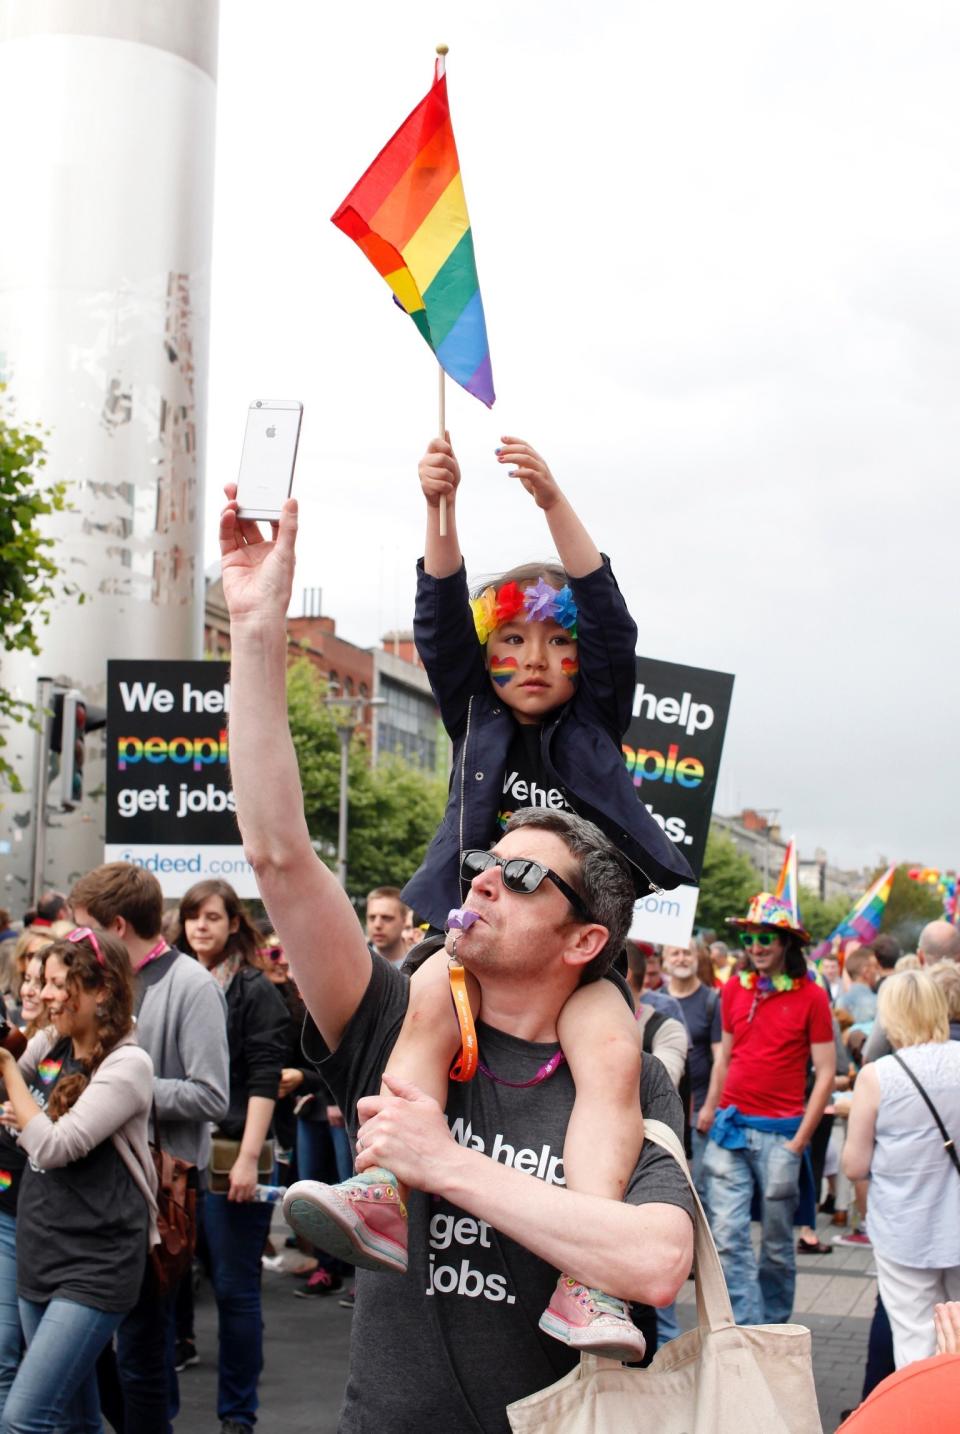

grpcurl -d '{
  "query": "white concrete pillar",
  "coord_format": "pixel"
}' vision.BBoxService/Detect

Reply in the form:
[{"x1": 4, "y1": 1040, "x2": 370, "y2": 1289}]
[{"x1": 0, "y1": 0, "x2": 219, "y2": 901}]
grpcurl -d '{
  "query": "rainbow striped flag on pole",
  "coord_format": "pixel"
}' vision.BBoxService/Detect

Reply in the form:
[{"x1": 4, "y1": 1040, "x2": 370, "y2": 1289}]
[
  {"x1": 774, "y1": 837, "x2": 800, "y2": 928},
  {"x1": 811, "y1": 865, "x2": 897, "y2": 962},
  {"x1": 332, "y1": 58, "x2": 495, "y2": 407}
]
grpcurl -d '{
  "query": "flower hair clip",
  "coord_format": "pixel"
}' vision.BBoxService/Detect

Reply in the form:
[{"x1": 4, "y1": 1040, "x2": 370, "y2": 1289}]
[
  {"x1": 470, "y1": 588, "x2": 498, "y2": 645},
  {"x1": 522, "y1": 576, "x2": 558, "y2": 621},
  {"x1": 469, "y1": 577, "x2": 579, "y2": 645},
  {"x1": 494, "y1": 581, "x2": 525, "y2": 626}
]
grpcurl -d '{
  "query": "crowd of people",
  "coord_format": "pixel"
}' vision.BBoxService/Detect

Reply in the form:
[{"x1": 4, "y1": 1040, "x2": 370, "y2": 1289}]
[
  {"x1": 0, "y1": 433, "x2": 956, "y2": 1432},
  {"x1": 0, "y1": 880, "x2": 957, "y2": 1430}
]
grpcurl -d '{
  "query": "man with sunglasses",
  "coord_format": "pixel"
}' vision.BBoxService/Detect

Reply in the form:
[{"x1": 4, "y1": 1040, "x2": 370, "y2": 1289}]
[
  {"x1": 698, "y1": 893, "x2": 835, "y2": 1327},
  {"x1": 220, "y1": 494, "x2": 694, "y2": 1434}
]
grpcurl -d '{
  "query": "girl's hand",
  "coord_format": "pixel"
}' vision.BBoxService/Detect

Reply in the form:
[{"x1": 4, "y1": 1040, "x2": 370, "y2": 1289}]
[
  {"x1": 219, "y1": 485, "x2": 298, "y2": 624},
  {"x1": 496, "y1": 437, "x2": 562, "y2": 511},
  {"x1": 227, "y1": 1150, "x2": 259, "y2": 1202},
  {"x1": 418, "y1": 434, "x2": 460, "y2": 508}
]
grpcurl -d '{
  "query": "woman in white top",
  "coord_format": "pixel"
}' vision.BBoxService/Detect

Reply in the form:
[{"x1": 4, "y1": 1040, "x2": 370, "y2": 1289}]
[{"x1": 843, "y1": 970, "x2": 960, "y2": 1367}]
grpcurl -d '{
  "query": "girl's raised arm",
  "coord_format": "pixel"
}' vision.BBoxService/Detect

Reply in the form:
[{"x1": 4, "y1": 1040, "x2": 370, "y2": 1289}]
[
  {"x1": 496, "y1": 437, "x2": 601, "y2": 578},
  {"x1": 420, "y1": 433, "x2": 463, "y2": 578}
]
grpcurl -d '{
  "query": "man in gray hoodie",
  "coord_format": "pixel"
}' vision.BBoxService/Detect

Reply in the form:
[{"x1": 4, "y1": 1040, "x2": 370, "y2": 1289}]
[{"x1": 70, "y1": 861, "x2": 230, "y2": 1434}]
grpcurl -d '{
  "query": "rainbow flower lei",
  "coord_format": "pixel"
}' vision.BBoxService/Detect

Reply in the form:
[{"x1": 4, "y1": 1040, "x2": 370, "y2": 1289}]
[
  {"x1": 738, "y1": 970, "x2": 814, "y2": 993},
  {"x1": 469, "y1": 576, "x2": 578, "y2": 645}
]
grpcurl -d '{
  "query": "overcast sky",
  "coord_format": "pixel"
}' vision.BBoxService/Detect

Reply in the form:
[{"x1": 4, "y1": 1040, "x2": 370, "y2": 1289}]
[{"x1": 203, "y1": 1, "x2": 960, "y2": 875}]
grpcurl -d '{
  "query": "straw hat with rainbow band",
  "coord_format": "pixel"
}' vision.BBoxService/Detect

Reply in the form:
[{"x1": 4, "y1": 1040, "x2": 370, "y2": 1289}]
[
  {"x1": 469, "y1": 575, "x2": 578, "y2": 646},
  {"x1": 727, "y1": 892, "x2": 811, "y2": 945}
]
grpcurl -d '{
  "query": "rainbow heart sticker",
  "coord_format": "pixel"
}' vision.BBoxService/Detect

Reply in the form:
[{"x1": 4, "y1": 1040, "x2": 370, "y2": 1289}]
[
  {"x1": 37, "y1": 1059, "x2": 63, "y2": 1085},
  {"x1": 561, "y1": 657, "x2": 579, "y2": 680},
  {"x1": 489, "y1": 656, "x2": 519, "y2": 688},
  {"x1": 0, "y1": 1172, "x2": 11, "y2": 1193}
]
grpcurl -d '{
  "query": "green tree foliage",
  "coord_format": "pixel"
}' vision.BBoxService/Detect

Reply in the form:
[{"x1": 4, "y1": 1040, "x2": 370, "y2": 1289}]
[
  {"x1": 695, "y1": 829, "x2": 761, "y2": 933},
  {"x1": 880, "y1": 864, "x2": 944, "y2": 947},
  {"x1": 285, "y1": 658, "x2": 446, "y2": 904},
  {"x1": 0, "y1": 386, "x2": 73, "y2": 791}
]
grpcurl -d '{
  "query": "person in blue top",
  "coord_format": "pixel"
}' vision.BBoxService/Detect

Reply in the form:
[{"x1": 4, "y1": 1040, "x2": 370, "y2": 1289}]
[{"x1": 285, "y1": 434, "x2": 694, "y2": 1360}]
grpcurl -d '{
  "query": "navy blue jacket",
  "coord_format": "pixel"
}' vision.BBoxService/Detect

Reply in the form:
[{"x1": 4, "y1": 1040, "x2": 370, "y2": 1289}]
[{"x1": 401, "y1": 556, "x2": 695, "y2": 931}]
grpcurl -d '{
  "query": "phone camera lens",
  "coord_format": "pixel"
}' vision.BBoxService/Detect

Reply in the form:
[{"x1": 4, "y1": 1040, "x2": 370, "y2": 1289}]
[{"x1": 255, "y1": 400, "x2": 262, "y2": 408}]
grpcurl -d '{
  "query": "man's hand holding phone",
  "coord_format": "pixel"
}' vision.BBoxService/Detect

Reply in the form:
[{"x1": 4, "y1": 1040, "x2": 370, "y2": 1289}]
[{"x1": 219, "y1": 483, "x2": 298, "y2": 626}]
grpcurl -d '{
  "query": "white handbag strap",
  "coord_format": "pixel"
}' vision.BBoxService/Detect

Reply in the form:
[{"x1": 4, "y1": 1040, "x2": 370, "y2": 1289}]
[{"x1": 643, "y1": 1119, "x2": 736, "y2": 1333}]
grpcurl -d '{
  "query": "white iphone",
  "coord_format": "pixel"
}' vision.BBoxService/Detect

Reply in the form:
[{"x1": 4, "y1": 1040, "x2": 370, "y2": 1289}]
[{"x1": 236, "y1": 399, "x2": 303, "y2": 520}]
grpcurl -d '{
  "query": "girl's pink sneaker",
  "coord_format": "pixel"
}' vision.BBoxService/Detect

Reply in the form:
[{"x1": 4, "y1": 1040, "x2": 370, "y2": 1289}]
[
  {"x1": 282, "y1": 1167, "x2": 408, "y2": 1273},
  {"x1": 538, "y1": 1276, "x2": 647, "y2": 1362}
]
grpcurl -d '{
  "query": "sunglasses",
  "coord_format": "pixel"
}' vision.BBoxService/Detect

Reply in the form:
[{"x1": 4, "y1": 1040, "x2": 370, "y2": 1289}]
[
  {"x1": 460, "y1": 849, "x2": 595, "y2": 924},
  {"x1": 738, "y1": 931, "x2": 780, "y2": 950},
  {"x1": 264, "y1": 946, "x2": 287, "y2": 963},
  {"x1": 67, "y1": 926, "x2": 106, "y2": 967}
]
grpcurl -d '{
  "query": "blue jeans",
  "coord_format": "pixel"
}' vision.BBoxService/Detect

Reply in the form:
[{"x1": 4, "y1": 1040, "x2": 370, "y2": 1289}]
[
  {"x1": 296, "y1": 1119, "x2": 340, "y2": 1186},
  {"x1": 702, "y1": 1127, "x2": 801, "y2": 1325},
  {"x1": 0, "y1": 1212, "x2": 21, "y2": 1424},
  {"x1": 329, "y1": 1124, "x2": 354, "y2": 1183},
  {"x1": 656, "y1": 1301, "x2": 682, "y2": 1344},
  {"x1": 2, "y1": 1297, "x2": 122, "y2": 1433},
  {"x1": 115, "y1": 1258, "x2": 177, "y2": 1434},
  {"x1": 689, "y1": 1126, "x2": 711, "y2": 1220},
  {"x1": 201, "y1": 1193, "x2": 273, "y2": 1427}
]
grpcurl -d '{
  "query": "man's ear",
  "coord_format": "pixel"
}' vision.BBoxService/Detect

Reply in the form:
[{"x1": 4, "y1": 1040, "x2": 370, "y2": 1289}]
[
  {"x1": 108, "y1": 914, "x2": 129, "y2": 941},
  {"x1": 562, "y1": 922, "x2": 610, "y2": 971}
]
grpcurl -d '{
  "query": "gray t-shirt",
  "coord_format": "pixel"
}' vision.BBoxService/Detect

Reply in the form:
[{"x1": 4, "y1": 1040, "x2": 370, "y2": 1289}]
[{"x1": 304, "y1": 955, "x2": 693, "y2": 1434}]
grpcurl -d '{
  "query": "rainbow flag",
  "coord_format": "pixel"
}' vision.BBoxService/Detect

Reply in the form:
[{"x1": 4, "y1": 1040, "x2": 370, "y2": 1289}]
[
  {"x1": 811, "y1": 865, "x2": 897, "y2": 962},
  {"x1": 332, "y1": 60, "x2": 495, "y2": 407},
  {"x1": 774, "y1": 837, "x2": 800, "y2": 927}
]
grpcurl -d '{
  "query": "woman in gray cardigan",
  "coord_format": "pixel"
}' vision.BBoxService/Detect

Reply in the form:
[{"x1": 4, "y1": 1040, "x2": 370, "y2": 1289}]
[{"x1": 0, "y1": 927, "x2": 156, "y2": 1434}]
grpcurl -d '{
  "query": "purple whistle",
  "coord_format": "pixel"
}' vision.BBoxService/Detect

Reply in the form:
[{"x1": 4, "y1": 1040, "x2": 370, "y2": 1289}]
[{"x1": 447, "y1": 907, "x2": 480, "y2": 932}]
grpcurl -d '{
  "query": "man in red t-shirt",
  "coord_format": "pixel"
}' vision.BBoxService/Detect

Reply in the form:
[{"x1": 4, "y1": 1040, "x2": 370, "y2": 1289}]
[{"x1": 697, "y1": 893, "x2": 835, "y2": 1325}]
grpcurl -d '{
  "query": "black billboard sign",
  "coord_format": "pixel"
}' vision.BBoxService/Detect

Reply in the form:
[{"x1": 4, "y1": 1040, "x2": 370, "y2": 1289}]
[
  {"x1": 625, "y1": 656, "x2": 735, "y2": 944},
  {"x1": 104, "y1": 660, "x2": 254, "y2": 896}
]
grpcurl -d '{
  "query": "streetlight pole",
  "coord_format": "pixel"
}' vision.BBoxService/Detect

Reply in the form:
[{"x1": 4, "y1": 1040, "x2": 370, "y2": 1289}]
[
  {"x1": 323, "y1": 691, "x2": 386, "y2": 890},
  {"x1": 335, "y1": 720, "x2": 351, "y2": 889}
]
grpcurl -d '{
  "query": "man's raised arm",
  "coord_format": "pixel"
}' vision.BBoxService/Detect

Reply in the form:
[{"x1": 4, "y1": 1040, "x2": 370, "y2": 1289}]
[{"x1": 221, "y1": 491, "x2": 371, "y2": 1047}]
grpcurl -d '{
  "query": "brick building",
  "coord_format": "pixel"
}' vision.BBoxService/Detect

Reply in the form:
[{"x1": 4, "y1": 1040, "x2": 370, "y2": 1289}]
[{"x1": 205, "y1": 575, "x2": 443, "y2": 769}]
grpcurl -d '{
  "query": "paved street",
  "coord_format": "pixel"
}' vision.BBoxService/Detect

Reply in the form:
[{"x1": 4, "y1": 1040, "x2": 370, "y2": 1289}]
[{"x1": 177, "y1": 1211, "x2": 874, "y2": 1432}]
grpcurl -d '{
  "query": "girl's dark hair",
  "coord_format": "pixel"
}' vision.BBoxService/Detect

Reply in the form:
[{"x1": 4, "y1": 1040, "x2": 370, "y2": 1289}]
[
  {"x1": 176, "y1": 879, "x2": 259, "y2": 966},
  {"x1": 43, "y1": 930, "x2": 134, "y2": 1120},
  {"x1": 471, "y1": 561, "x2": 568, "y2": 601}
]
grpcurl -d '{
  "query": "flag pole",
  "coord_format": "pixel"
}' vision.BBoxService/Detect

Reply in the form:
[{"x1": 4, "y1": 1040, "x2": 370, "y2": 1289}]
[
  {"x1": 438, "y1": 363, "x2": 447, "y2": 535},
  {"x1": 436, "y1": 43, "x2": 449, "y2": 538}
]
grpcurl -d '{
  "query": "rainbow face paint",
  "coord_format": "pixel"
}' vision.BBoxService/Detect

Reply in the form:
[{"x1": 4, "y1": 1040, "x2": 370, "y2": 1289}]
[
  {"x1": 489, "y1": 655, "x2": 519, "y2": 687},
  {"x1": 37, "y1": 1059, "x2": 63, "y2": 1085},
  {"x1": 561, "y1": 657, "x2": 579, "y2": 681}
]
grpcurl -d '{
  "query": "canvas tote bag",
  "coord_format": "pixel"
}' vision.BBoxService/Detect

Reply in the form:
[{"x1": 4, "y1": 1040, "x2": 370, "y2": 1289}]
[{"x1": 506, "y1": 1120, "x2": 822, "y2": 1434}]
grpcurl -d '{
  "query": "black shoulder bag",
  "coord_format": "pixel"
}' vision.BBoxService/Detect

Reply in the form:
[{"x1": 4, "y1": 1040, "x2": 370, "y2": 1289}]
[{"x1": 890, "y1": 1051, "x2": 960, "y2": 1178}]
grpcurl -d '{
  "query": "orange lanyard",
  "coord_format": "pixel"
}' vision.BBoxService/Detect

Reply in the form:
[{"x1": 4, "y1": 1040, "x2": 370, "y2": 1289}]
[{"x1": 448, "y1": 958, "x2": 478, "y2": 1083}]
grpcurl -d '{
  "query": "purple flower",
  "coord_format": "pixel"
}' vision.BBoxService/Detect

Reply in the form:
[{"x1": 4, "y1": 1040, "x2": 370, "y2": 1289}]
[{"x1": 523, "y1": 577, "x2": 559, "y2": 622}]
